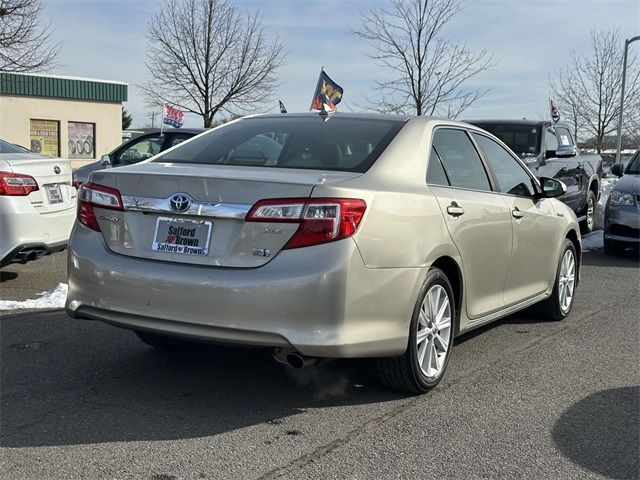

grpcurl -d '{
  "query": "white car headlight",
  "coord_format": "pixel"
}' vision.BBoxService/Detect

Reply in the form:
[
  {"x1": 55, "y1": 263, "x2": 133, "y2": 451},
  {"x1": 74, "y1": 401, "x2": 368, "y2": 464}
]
[{"x1": 609, "y1": 190, "x2": 636, "y2": 206}]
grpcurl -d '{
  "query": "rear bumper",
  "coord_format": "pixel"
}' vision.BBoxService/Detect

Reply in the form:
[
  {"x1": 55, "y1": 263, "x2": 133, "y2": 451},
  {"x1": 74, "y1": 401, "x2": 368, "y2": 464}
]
[
  {"x1": 67, "y1": 225, "x2": 423, "y2": 358},
  {"x1": 0, "y1": 197, "x2": 75, "y2": 266},
  {"x1": 1, "y1": 241, "x2": 67, "y2": 267}
]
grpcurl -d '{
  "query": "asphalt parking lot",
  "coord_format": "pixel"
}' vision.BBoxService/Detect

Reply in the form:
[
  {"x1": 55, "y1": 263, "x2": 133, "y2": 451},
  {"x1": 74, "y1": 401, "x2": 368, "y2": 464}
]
[{"x1": 1, "y1": 240, "x2": 638, "y2": 479}]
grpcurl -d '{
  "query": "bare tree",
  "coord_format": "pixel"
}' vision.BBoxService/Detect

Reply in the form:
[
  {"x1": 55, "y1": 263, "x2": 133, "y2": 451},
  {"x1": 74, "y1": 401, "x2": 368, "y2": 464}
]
[
  {"x1": 550, "y1": 28, "x2": 640, "y2": 153},
  {"x1": 0, "y1": 0, "x2": 59, "y2": 72},
  {"x1": 142, "y1": 0, "x2": 285, "y2": 128},
  {"x1": 350, "y1": 0, "x2": 494, "y2": 117}
]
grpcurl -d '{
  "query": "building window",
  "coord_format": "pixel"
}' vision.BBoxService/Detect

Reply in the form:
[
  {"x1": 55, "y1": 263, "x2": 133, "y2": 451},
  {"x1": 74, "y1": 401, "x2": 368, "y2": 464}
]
[
  {"x1": 68, "y1": 122, "x2": 96, "y2": 159},
  {"x1": 30, "y1": 119, "x2": 60, "y2": 157}
]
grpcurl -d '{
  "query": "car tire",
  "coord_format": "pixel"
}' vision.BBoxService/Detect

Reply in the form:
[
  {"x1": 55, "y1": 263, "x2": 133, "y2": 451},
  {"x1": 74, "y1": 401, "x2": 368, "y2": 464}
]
[
  {"x1": 537, "y1": 239, "x2": 577, "y2": 321},
  {"x1": 135, "y1": 331, "x2": 193, "y2": 350},
  {"x1": 580, "y1": 190, "x2": 596, "y2": 234},
  {"x1": 604, "y1": 237, "x2": 624, "y2": 256},
  {"x1": 376, "y1": 268, "x2": 456, "y2": 394}
]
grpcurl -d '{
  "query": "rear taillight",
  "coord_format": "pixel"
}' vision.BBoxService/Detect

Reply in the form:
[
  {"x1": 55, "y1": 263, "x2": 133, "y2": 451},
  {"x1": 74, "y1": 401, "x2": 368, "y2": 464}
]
[
  {"x1": 0, "y1": 171, "x2": 39, "y2": 196},
  {"x1": 77, "y1": 182, "x2": 123, "y2": 231},
  {"x1": 246, "y1": 197, "x2": 367, "y2": 249}
]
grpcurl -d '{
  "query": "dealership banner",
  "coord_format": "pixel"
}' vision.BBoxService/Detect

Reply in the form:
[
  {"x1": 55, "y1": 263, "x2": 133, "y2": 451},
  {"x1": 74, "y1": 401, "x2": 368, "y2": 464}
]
[{"x1": 29, "y1": 119, "x2": 59, "y2": 157}]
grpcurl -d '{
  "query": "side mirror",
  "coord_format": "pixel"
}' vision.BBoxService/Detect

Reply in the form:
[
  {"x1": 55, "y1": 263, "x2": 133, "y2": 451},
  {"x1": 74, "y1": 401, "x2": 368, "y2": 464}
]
[
  {"x1": 100, "y1": 154, "x2": 112, "y2": 167},
  {"x1": 539, "y1": 177, "x2": 567, "y2": 198},
  {"x1": 611, "y1": 163, "x2": 624, "y2": 177},
  {"x1": 555, "y1": 145, "x2": 577, "y2": 158},
  {"x1": 545, "y1": 150, "x2": 556, "y2": 160}
]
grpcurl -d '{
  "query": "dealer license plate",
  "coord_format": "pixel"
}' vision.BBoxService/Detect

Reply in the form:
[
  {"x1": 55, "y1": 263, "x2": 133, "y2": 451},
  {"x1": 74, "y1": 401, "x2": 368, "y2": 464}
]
[
  {"x1": 44, "y1": 184, "x2": 63, "y2": 204},
  {"x1": 152, "y1": 217, "x2": 212, "y2": 256}
]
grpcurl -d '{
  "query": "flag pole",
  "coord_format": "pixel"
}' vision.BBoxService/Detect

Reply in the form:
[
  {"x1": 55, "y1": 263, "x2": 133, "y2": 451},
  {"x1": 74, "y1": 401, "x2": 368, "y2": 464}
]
[
  {"x1": 310, "y1": 66, "x2": 324, "y2": 111},
  {"x1": 160, "y1": 104, "x2": 165, "y2": 135}
]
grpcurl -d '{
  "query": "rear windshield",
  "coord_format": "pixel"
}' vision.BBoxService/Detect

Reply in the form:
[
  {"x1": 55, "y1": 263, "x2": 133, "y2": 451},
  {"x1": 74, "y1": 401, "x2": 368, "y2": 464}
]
[
  {"x1": 156, "y1": 116, "x2": 405, "y2": 172},
  {"x1": 0, "y1": 139, "x2": 29, "y2": 154},
  {"x1": 472, "y1": 124, "x2": 541, "y2": 156}
]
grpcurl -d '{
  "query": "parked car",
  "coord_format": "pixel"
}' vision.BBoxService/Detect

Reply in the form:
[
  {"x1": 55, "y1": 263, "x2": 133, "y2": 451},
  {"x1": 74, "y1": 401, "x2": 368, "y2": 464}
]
[
  {"x1": 468, "y1": 120, "x2": 602, "y2": 233},
  {"x1": 75, "y1": 128, "x2": 205, "y2": 184},
  {"x1": 0, "y1": 139, "x2": 76, "y2": 267},
  {"x1": 604, "y1": 149, "x2": 640, "y2": 254},
  {"x1": 66, "y1": 113, "x2": 581, "y2": 394}
]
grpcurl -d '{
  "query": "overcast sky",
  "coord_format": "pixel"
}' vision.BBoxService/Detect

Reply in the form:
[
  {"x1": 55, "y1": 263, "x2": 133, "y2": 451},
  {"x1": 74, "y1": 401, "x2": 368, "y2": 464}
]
[{"x1": 44, "y1": 0, "x2": 639, "y2": 128}]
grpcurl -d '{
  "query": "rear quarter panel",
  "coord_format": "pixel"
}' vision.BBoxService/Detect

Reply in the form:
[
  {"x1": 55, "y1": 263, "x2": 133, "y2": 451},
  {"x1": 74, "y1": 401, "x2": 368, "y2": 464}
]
[{"x1": 311, "y1": 117, "x2": 459, "y2": 269}]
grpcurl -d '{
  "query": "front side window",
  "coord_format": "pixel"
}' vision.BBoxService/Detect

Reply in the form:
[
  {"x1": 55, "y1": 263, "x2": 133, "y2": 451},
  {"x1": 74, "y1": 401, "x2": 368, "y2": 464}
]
[
  {"x1": 473, "y1": 133, "x2": 535, "y2": 197},
  {"x1": 544, "y1": 128, "x2": 559, "y2": 152},
  {"x1": 555, "y1": 127, "x2": 574, "y2": 146},
  {"x1": 627, "y1": 150, "x2": 640, "y2": 174},
  {"x1": 157, "y1": 117, "x2": 405, "y2": 172},
  {"x1": 117, "y1": 134, "x2": 163, "y2": 165},
  {"x1": 432, "y1": 128, "x2": 491, "y2": 191}
]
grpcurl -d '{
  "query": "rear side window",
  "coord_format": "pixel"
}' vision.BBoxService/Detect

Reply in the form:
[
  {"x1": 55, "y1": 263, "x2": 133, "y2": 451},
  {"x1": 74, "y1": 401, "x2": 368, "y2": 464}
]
[
  {"x1": 432, "y1": 129, "x2": 491, "y2": 191},
  {"x1": 427, "y1": 146, "x2": 450, "y2": 186},
  {"x1": 157, "y1": 117, "x2": 405, "y2": 173},
  {"x1": 473, "y1": 133, "x2": 535, "y2": 197}
]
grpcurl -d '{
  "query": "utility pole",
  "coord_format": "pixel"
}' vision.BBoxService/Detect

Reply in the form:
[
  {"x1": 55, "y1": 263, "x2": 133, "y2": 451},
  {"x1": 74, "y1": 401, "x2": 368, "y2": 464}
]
[
  {"x1": 149, "y1": 111, "x2": 157, "y2": 128},
  {"x1": 615, "y1": 35, "x2": 640, "y2": 164}
]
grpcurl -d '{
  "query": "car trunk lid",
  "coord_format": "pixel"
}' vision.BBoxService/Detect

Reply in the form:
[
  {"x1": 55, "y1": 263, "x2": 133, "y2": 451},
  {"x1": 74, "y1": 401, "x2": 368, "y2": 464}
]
[
  {"x1": 1, "y1": 153, "x2": 76, "y2": 213},
  {"x1": 90, "y1": 163, "x2": 361, "y2": 267}
]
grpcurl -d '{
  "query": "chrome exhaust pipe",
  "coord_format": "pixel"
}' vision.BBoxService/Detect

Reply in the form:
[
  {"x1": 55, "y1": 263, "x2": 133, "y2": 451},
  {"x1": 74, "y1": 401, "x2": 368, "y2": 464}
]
[
  {"x1": 272, "y1": 348, "x2": 319, "y2": 368},
  {"x1": 286, "y1": 352, "x2": 319, "y2": 369}
]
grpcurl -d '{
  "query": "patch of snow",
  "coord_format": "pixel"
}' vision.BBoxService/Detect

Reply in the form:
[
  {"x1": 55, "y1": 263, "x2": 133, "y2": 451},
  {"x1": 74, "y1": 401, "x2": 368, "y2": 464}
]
[
  {"x1": 0, "y1": 283, "x2": 68, "y2": 311},
  {"x1": 581, "y1": 232, "x2": 603, "y2": 252}
]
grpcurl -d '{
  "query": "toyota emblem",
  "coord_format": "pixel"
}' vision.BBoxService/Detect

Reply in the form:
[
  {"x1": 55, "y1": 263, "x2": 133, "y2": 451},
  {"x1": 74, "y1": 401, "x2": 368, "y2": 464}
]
[
  {"x1": 53, "y1": 165, "x2": 61, "y2": 174},
  {"x1": 169, "y1": 193, "x2": 191, "y2": 213}
]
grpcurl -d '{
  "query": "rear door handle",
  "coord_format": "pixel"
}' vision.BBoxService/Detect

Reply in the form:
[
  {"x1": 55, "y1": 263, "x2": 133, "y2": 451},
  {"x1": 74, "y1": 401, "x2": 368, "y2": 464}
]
[
  {"x1": 447, "y1": 202, "x2": 465, "y2": 217},
  {"x1": 512, "y1": 207, "x2": 525, "y2": 219}
]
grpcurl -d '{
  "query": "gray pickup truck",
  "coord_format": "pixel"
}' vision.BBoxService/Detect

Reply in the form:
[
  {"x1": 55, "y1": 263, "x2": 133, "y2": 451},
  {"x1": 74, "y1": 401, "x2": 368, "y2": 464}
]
[{"x1": 469, "y1": 120, "x2": 602, "y2": 233}]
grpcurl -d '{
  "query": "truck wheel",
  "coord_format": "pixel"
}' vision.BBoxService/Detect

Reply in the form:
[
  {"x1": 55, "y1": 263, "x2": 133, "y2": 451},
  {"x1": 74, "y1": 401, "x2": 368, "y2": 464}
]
[{"x1": 580, "y1": 191, "x2": 596, "y2": 234}]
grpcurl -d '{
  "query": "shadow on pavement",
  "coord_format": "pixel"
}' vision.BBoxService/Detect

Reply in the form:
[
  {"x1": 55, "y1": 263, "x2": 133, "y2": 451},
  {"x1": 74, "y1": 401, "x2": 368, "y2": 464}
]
[
  {"x1": 552, "y1": 387, "x2": 639, "y2": 480},
  {"x1": 0, "y1": 311, "x2": 400, "y2": 448},
  {"x1": 582, "y1": 248, "x2": 639, "y2": 269},
  {"x1": 0, "y1": 270, "x2": 19, "y2": 283}
]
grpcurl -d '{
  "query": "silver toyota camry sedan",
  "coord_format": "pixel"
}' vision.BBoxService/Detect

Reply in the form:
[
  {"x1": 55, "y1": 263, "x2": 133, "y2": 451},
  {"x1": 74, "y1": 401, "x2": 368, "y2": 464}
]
[{"x1": 66, "y1": 113, "x2": 581, "y2": 393}]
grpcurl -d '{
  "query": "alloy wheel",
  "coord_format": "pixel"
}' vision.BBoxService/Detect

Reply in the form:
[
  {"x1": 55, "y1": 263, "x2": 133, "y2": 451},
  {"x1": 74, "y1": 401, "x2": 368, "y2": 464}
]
[
  {"x1": 416, "y1": 285, "x2": 452, "y2": 378},
  {"x1": 558, "y1": 250, "x2": 576, "y2": 313}
]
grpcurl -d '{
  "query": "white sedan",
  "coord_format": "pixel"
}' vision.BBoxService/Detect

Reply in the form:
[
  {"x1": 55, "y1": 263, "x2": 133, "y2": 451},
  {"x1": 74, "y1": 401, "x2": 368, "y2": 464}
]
[{"x1": 0, "y1": 139, "x2": 76, "y2": 267}]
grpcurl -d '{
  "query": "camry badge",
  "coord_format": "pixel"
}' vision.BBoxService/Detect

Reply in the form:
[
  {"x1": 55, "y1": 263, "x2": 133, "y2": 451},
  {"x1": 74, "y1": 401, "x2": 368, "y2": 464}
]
[
  {"x1": 169, "y1": 193, "x2": 191, "y2": 213},
  {"x1": 53, "y1": 166, "x2": 61, "y2": 174}
]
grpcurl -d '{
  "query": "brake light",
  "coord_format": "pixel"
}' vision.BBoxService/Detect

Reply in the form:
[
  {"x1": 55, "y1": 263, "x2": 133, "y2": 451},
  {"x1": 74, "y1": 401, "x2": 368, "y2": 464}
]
[
  {"x1": 0, "y1": 171, "x2": 39, "y2": 196},
  {"x1": 77, "y1": 182, "x2": 123, "y2": 231},
  {"x1": 246, "y1": 197, "x2": 367, "y2": 249}
]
